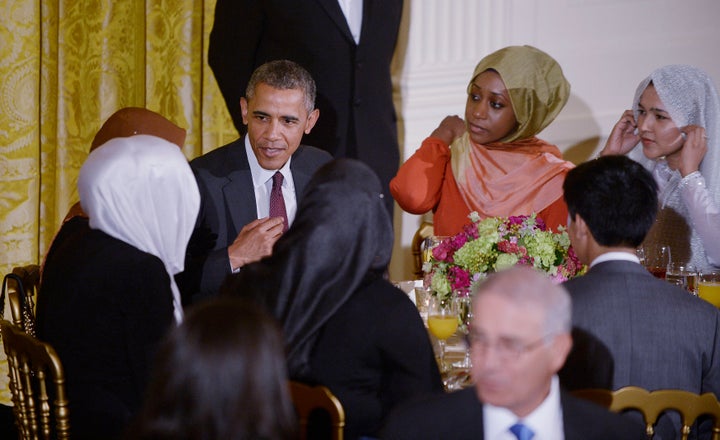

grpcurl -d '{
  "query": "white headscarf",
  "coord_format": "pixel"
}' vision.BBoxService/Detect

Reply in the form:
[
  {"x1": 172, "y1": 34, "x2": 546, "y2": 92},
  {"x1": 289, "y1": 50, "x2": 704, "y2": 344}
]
[
  {"x1": 78, "y1": 135, "x2": 200, "y2": 323},
  {"x1": 628, "y1": 65, "x2": 720, "y2": 266}
]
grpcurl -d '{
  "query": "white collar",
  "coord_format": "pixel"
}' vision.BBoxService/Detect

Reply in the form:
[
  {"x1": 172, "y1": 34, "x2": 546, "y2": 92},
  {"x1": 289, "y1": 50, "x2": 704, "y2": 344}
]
[
  {"x1": 483, "y1": 376, "x2": 564, "y2": 439},
  {"x1": 590, "y1": 251, "x2": 640, "y2": 268}
]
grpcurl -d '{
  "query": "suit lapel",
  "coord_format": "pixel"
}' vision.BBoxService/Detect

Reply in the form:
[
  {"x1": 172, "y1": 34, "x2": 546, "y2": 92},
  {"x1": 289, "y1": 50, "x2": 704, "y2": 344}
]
[
  {"x1": 314, "y1": 0, "x2": 355, "y2": 43},
  {"x1": 290, "y1": 146, "x2": 313, "y2": 202},
  {"x1": 222, "y1": 140, "x2": 258, "y2": 237}
]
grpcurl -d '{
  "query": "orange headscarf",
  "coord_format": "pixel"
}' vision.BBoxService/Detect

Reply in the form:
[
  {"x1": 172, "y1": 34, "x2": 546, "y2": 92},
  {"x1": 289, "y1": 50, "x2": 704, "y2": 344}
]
[{"x1": 452, "y1": 134, "x2": 573, "y2": 218}]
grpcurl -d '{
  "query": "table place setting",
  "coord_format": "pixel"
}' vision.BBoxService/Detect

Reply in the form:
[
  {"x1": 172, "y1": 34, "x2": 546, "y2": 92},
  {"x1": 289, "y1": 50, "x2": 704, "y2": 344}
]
[{"x1": 638, "y1": 243, "x2": 720, "y2": 307}]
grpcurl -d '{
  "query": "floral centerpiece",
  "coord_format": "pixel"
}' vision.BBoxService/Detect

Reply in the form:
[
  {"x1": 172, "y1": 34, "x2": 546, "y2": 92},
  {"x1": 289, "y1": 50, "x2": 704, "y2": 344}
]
[{"x1": 425, "y1": 212, "x2": 585, "y2": 301}]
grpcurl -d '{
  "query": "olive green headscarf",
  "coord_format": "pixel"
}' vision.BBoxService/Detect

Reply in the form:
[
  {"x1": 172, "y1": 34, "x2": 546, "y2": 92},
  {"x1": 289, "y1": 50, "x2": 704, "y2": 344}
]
[{"x1": 469, "y1": 45, "x2": 570, "y2": 143}]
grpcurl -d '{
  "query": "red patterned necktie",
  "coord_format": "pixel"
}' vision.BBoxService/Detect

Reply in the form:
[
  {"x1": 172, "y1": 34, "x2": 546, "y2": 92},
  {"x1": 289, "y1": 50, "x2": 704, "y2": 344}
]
[{"x1": 270, "y1": 171, "x2": 288, "y2": 232}]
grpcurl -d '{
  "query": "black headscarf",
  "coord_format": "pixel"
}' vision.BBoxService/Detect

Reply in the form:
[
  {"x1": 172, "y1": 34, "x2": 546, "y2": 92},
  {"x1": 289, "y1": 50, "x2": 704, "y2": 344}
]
[{"x1": 227, "y1": 159, "x2": 393, "y2": 379}]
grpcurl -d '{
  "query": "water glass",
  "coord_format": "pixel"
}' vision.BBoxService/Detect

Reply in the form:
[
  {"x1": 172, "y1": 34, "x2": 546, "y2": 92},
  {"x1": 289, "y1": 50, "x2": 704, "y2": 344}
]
[
  {"x1": 414, "y1": 286, "x2": 431, "y2": 325},
  {"x1": 666, "y1": 263, "x2": 698, "y2": 295},
  {"x1": 421, "y1": 236, "x2": 448, "y2": 264}
]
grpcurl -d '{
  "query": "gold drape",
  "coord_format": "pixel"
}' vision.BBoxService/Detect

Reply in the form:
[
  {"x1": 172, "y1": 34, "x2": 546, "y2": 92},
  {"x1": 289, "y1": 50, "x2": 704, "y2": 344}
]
[{"x1": 0, "y1": 0, "x2": 238, "y2": 406}]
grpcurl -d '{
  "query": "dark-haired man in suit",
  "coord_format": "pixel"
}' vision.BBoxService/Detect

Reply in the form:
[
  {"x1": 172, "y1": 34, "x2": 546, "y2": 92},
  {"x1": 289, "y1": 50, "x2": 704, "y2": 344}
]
[
  {"x1": 207, "y1": 0, "x2": 403, "y2": 216},
  {"x1": 562, "y1": 155, "x2": 720, "y2": 439},
  {"x1": 185, "y1": 60, "x2": 332, "y2": 301}
]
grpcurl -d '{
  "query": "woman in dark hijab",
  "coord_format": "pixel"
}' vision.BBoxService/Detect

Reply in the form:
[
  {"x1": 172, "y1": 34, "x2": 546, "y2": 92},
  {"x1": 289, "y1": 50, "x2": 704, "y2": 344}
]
[{"x1": 225, "y1": 159, "x2": 443, "y2": 440}]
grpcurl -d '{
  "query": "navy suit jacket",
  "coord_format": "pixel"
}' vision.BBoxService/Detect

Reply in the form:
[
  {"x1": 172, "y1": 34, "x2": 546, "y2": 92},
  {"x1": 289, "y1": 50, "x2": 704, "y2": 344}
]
[
  {"x1": 185, "y1": 137, "x2": 332, "y2": 300},
  {"x1": 563, "y1": 259, "x2": 720, "y2": 439},
  {"x1": 380, "y1": 387, "x2": 645, "y2": 439}
]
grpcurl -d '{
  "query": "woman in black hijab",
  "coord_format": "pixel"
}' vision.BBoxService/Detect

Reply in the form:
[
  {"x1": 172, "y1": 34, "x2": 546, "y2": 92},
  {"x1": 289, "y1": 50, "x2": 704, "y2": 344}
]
[{"x1": 225, "y1": 159, "x2": 443, "y2": 440}]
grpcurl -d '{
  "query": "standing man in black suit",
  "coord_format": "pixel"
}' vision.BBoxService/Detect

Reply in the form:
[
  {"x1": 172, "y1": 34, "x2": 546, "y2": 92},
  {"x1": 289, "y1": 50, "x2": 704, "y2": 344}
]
[
  {"x1": 381, "y1": 266, "x2": 644, "y2": 439},
  {"x1": 208, "y1": 0, "x2": 403, "y2": 215},
  {"x1": 562, "y1": 155, "x2": 720, "y2": 439},
  {"x1": 186, "y1": 60, "x2": 332, "y2": 301}
]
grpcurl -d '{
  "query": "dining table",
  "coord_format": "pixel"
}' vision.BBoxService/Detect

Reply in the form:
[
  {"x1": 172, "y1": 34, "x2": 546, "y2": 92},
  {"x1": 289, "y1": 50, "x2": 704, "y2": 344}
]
[{"x1": 395, "y1": 280, "x2": 473, "y2": 391}]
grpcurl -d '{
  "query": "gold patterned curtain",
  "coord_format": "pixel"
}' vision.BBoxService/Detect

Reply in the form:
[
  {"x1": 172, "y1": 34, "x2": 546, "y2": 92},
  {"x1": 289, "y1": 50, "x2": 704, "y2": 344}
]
[{"x1": 0, "y1": 0, "x2": 237, "y2": 405}]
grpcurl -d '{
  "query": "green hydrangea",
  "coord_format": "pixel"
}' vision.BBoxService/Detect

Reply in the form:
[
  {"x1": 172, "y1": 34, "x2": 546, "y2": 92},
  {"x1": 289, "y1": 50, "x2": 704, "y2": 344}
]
[
  {"x1": 430, "y1": 273, "x2": 452, "y2": 297},
  {"x1": 454, "y1": 237, "x2": 495, "y2": 274},
  {"x1": 524, "y1": 231, "x2": 557, "y2": 269},
  {"x1": 494, "y1": 252, "x2": 519, "y2": 271}
]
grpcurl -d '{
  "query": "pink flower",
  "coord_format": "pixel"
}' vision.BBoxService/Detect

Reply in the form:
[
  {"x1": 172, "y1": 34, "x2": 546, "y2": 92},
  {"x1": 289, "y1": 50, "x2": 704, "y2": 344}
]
[
  {"x1": 448, "y1": 266, "x2": 471, "y2": 291},
  {"x1": 462, "y1": 223, "x2": 479, "y2": 240}
]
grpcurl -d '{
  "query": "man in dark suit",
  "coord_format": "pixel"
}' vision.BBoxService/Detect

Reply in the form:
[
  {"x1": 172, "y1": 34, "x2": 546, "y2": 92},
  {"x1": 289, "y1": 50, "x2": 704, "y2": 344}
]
[
  {"x1": 381, "y1": 266, "x2": 644, "y2": 439},
  {"x1": 186, "y1": 60, "x2": 332, "y2": 301},
  {"x1": 562, "y1": 155, "x2": 720, "y2": 439},
  {"x1": 207, "y1": 0, "x2": 403, "y2": 215}
]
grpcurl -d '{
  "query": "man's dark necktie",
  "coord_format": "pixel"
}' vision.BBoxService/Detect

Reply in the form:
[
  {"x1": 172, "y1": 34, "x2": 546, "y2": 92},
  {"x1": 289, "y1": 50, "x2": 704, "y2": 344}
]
[{"x1": 270, "y1": 171, "x2": 288, "y2": 232}]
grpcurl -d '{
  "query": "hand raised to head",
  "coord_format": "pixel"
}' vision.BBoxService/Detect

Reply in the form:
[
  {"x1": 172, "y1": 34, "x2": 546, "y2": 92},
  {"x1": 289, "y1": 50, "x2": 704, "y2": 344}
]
[
  {"x1": 676, "y1": 125, "x2": 708, "y2": 177},
  {"x1": 430, "y1": 115, "x2": 466, "y2": 146},
  {"x1": 602, "y1": 110, "x2": 640, "y2": 156},
  {"x1": 228, "y1": 217, "x2": 285, "y2": 270}
]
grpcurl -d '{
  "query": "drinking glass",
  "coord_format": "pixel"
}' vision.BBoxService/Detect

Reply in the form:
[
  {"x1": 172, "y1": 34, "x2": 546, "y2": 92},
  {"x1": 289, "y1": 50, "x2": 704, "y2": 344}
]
[
  {"x1": 414, "y1": 286, "x2": 431, "y2": 325},
  {"x1": 698, "y1": 269, "x2": 720, "y2": 308},
  {"x1": 427, "y1": 295, "x2": 458, "y2": 373},
  {"x1": 639, "y1": 244, "x2": 671, "y2": 279},
  {"x1": 421, "y1": 236, "x2": 448, "y2": 264},
  {"x1": 452, "y1": 295, "x2": 473, "y2": 370},
  {"x1": 666, "y1": 262, "x2": 698, "y2": 295}
]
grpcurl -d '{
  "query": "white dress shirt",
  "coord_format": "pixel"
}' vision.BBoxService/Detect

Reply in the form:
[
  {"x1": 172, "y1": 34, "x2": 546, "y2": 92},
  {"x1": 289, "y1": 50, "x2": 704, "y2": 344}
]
[
  {"x1": 483, "y1": 376, "x2": 565, "y2": 440},
  {"x1": 244, "y1": 137, "x2": 297, "y2": 225},
  {"x1": 337, "y1": 0, "x2": 363, "y2": 43}
]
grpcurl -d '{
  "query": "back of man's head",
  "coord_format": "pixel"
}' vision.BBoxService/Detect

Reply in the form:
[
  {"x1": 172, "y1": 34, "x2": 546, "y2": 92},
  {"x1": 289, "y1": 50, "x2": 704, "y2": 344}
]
[
  {"x1": 563, "y1": 155, "x2": 658, "y2": 248},
  {"x1": 476, "y1": 266, "x2": 572, "y2": 336}
]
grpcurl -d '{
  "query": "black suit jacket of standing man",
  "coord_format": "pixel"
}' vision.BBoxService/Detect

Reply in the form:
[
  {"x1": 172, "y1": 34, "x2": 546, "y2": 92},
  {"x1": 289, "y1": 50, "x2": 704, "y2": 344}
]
[
  {"x1": 208, "y1": 0, "x2": 403, "y2": 214},
  {"x1": 187, "y1": 137, "x2": 332, "y2": 300}
]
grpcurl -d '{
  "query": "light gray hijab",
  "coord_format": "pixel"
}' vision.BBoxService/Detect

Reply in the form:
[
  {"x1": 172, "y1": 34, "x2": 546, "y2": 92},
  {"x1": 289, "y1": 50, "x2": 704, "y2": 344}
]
[{"x1": 628, "y1": 65, "x2": 720, "y2": 267}]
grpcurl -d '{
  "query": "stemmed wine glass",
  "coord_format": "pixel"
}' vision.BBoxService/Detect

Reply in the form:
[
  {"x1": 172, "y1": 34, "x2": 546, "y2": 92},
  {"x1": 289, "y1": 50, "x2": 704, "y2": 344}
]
[
  {"x1": 638, "y1": 244, "x2": 671, "y2": 279},
  {"x1": 427, "y1": 295, "x2": 458, "y2": 373}
]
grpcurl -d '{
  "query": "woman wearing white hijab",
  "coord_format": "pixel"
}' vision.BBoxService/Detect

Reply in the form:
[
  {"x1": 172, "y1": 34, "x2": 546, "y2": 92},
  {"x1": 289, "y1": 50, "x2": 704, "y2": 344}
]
[
  {"x1": 602, "y1": 65, "x2": 720, "y2": 269},
  {"x1": 36, "y1": 135, "x2": 200, "y2": 439}
]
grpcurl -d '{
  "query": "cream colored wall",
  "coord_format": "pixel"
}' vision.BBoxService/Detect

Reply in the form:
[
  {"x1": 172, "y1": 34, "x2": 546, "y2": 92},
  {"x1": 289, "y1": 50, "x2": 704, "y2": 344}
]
[{"x1": 388, "y1": 0, "x2": 720, "y2": 281}]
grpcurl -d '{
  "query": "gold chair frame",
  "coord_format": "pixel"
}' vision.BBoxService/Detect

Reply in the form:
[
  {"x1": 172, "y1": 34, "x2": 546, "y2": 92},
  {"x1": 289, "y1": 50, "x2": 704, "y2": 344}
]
[
  {"x1": 1, "y1": 320, "x2": 70, "y2": 439},
  {"x1": 289, "y1": 380, "x2": 345, "y2": 440},
  {"x1": 573, "y1": 385, "x2": 720, "y2": 439},
  {"x1": 7, "y1": 264, "x2": 40, "y2": 336},
  {"x1": 410, "y1": 221, "x2": 434, "y2": 279}
]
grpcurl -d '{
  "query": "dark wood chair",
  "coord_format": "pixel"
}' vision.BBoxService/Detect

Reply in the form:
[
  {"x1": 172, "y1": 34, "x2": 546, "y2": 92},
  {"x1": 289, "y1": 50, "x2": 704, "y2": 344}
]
[{"x1": 289, "y1": 381, "x2": 345, "y2": 440}]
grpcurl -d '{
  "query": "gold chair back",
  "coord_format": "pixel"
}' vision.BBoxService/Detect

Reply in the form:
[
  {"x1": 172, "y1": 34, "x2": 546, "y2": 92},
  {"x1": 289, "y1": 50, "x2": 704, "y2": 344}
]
[
  {"x1": 1, "y1": 320, "x2": 70, "y2": 439},
  {"x1": 411, "y1": 221, "x2": 434, "y2": 279},
  {"x1": 289, "y1": 381, "x2": 345, "y2": 440},
  {"x1": 573, "y1": 386, "x2": 720, "y2": 439},
  {"x1": 7, "y1": 264, "x2": 40, "y2": 336}
]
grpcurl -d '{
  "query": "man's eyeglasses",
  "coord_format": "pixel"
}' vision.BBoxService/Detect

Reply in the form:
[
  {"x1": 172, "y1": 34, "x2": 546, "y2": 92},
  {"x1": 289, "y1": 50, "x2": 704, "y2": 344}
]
[{"x1": 465, "y1": 332, "x2": 555, "y2": 361}]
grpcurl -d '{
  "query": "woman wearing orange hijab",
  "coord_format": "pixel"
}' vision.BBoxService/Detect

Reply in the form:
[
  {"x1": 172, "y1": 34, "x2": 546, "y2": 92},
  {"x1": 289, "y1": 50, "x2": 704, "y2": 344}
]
[{"x1": 391, "y1": 45, "x2": 574, "y2": 236}]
